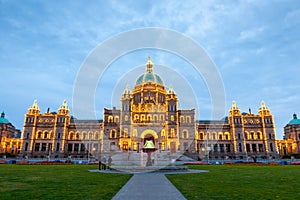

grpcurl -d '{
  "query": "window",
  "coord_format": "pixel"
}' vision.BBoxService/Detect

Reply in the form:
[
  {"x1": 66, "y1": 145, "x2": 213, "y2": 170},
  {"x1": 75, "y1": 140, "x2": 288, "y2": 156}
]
[
  {"x1": 56, "y1": 143, "x2": 60, "y2": 152},
  {"x1": 114, "y1": 116, "x2": 119, "y2": 123},
  {"x1": 160, "y1": 115, "x2": 164, "y2": 121},
  {"x1": 238, "y1": 133, "x2": 241, "y2": 140},
  {"x1": 220, "y1": 144, "x2": 224, "y2": 152},
  {"x1": 180, "y1": 116, "x2": 184, "y2": 123},
  {"x1": 186, "y1": 116, "x2": 191, "y2": 123},
  {"x1": 124, "y1": 115, "x2": 128, "y2": 121},
  {"x1": 26, "y1": 133, "x2": 30, "y2": 139},
  {"x1": 244, "y1": 132, "x2": 248, "y2": 140},
  {"x1": 37, "y1": 132, "x2": 42, "y2": 139},
  {"x1": 259, "y1": 144, "x2": 263, "y2": 152},
  {"x1": 171, "y1": 115, "x2": 174, "y2": 121},
  {"x1": 200, "y1": 133, "x2": 204, "y2": 140},
  {"x1": 80, "y1": 144, "x2": 85, "y2": 152},
  {"x1": 69, "y1": 132, "x2": 74, "y2": 140},
  {"x1": 270, "y1": 143, "x2": 274, "y2": 152},
  {"x1": 110, "y1": 130, "x2": 116, "y2": 138},
  {"x1": 226, "y1": 144, "x2": 231, "y2": 152},
  {"x1": 257, "y1": 132, "x2": 261, "y2": 140},
  {"x1": 225, "y1": 134, "x2": 229, "y2": 140},
  {"x1": 251, "y1": 132, "x2": 254, "y2": 140},
  {"x1": 238, "y1": 143, "x2": 242, "y2": 152},
  {"x1": 269, "y1": 133, "x2": 272, "y2": 140},
  {"x1": 67, "y1": 144, "x2": 73, "y2": 152},
  {"x1": 41, "y1": 143, "x2": 47, "y2": 151},
  {"x1": 219, "y1": 134, "x2": 223, "y2": 140},
  {"x1": 34, "y1": 143, "x2": 40, "y2": 151},
  {"x1": 214, "y1": 144, "x2": 218, "y2": 152},
  {"x1": 246, "y1": 144, "x2": 250, "y2": 152},
  {"x1": 108, "y1": 116, "x2": 113, "y2": 123},
  {"x1": 252, "y1": 144, "x2": 257, "y2": 152},
  {"x1": 212, "y1": 133, "x2": 216, "y2": 140},
  {"x1": 24, "y1": 142, "x2": 28, "y2": 151},
  {"x1": 154, "y1": 115, "x2": 158, "y2": 122},
  {"x1": 133, "y1": 142, "x2": 137, "y2": 151},
  {"x1": 183, "y1": 130, "x2": 188, "y2": 139},
  {"x1": 74, "y1": 144, "x2": 79, "y2": 152}
]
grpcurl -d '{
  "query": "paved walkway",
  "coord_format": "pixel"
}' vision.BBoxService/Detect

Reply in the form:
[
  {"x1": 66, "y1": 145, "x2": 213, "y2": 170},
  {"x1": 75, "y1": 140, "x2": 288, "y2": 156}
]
[{"x1": 112, "y1": 173, "x2": 187, "y2": 200}]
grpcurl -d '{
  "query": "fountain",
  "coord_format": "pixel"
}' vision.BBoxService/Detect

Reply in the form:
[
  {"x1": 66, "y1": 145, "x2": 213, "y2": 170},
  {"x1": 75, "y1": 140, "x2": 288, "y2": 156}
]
[{"x1": 142, "y1": 140, "x2": 156, "y2": 166}]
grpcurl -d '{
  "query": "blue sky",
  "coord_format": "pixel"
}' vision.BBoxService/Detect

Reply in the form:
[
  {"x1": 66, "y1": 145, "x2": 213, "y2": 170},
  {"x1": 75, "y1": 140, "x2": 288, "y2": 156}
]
[{"x1": 1, "y1": 0, "x2": 300, "y2": 139}]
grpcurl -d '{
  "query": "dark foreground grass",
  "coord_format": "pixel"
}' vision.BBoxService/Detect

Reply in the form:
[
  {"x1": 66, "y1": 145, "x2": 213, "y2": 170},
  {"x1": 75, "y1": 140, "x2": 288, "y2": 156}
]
[
  {"x1": 0, "y1": 165, "x2": 131, "y2": 200},
  {"x1": 166, "y1": 165, "x2": 300, "y2": 200}
]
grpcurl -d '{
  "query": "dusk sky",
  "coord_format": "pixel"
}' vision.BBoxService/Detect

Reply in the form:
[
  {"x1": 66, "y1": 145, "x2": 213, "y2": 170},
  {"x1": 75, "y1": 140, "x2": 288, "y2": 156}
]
[{"x1": 1, "y1": 0, "x2": 300, "y2": 139}]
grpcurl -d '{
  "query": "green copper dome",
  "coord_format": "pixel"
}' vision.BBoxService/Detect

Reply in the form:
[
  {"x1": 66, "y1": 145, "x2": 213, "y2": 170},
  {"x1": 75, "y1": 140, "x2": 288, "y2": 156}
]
[
  {"x1": 0, "y1": 112, "x2": 10, "y2": 124},
  {"x1": 288, "y1": 113, "x2": 300, "y2": 125},
  {"x1": 135, "y1": 57, "x2": 164, "y2": 86}
]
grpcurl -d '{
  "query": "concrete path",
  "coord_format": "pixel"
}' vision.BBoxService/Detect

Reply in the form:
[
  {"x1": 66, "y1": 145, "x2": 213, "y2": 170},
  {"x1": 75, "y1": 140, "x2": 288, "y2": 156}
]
[{"x1": 112, "y1": 173, "x2": 186, "y2": 200}]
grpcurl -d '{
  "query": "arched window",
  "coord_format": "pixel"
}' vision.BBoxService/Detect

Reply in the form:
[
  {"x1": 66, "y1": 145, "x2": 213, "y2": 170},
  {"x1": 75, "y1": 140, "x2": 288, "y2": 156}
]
[
  {"x1": 200, "y1": 132, "x2": 204, "y2": 140},
  {"x1": 160, "y1": 115, "x2": 164, "y2": 121},
  {"x1": 180, "y1": 116, "x2": 184, "y2": 123},
  {"x1": 26, "y1": 133, "x2": 30, "y2": 139},
  {"x1": 94, "y1": 132, "x2": 99, "y2": 140},
  {"x1": 147, "y1": 115, "x2": 152, "y2": 122},
  {"x1": 219, "y1": 134, "x2": 223, "y2": 140},
  {"x1": 108, "y1": 116, "x2": 113, "y2": 123},
  {"x1": 251, "y1": 132, "x2": 255, "y2": 140},
  {"x1": 244, "y1": 132, "x2": 248, "y2": 140},
  {"x1": 37, "y1": 131, "x2": 42, "y2": 139},
  {"x1": 154, "y1": 115, "x2": 158, "y2": 122},
  {"x1": 110, "y1": 129, "x2": 116, "y2": 138},
  {"x1": 114, "y1": 116, "x2": 119, "y2": 123},
  {"x1": 257, "y1": 132, "x2": 261, "y2": 140},
  {"x1": 212, "y1": 133, "x2": 216, "y2": 140},
  {"x1": 69, "y1": 132, "x2": 74, "y2": 140},
  {"x1": 182, "y1": 130, "x2": 188, "y2": 138},
  {"x1": 44, "y1": 131, "x2": 48, "y2": 139},
  {"x1": 186, "y1": 116, "x2": 191, "y2": 123}
]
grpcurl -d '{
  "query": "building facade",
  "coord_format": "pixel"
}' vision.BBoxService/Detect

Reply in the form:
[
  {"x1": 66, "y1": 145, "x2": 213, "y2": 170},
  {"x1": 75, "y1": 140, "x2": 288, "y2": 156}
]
[
  {"x1": 19, "y1": 58, "x2": 278, "y2": 160},
  {"x1": 277, "y1": 114, "x2": 300, "y2": 157},
  {"x1": 0, "y1": 112, "x2": 21, "y2": 155}
]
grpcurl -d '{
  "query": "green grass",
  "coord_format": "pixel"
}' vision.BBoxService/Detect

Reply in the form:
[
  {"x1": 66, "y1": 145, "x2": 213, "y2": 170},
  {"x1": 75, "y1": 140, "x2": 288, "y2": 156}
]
[
  {"x1": 166, "y1": 165, "x2": 300, "y2": 200},
  {"x1": 0, "y1": 165, "x2": 132, "y2": 200}
]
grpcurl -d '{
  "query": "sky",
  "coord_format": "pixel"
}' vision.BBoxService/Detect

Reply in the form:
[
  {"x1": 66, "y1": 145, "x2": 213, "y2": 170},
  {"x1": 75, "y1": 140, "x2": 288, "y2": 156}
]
[{"x1": 1, "y1": 0, "x2": 300, "y2": 139}]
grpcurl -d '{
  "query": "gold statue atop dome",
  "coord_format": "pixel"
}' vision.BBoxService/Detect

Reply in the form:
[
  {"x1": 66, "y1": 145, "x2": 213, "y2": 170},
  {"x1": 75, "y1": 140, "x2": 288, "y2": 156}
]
[{"x1": 146, "y1": 56, "x2": 153, "y2": 73}]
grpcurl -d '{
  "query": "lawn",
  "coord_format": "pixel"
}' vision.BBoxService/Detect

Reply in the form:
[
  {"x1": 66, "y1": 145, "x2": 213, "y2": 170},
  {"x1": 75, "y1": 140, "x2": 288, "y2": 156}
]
[
  {"x1": 166, "y1": 165, "x2": 300, "y2": 200},
  {"x1": 0, "y1": 164, "x2": 132, "y2": 200}
]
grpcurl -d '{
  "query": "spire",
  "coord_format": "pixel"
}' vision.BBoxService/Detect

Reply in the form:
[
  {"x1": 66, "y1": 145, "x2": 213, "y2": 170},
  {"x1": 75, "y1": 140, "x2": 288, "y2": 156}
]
[
  {"x1": 1, "y1": 111, "x2": 5, "y2": 118},
  {"x1": 124, "y1": 85, "x2": 130, "y2": 94},
  {"x1": 168, "y1": 85, "x2": 176, "y2": 94},
  {"x1": 28, "y1": 100, "x2": 40, "y2": 115},
  {"x1": 229, "y1": 101, "x2": 240, "y2": 116},
  {"x1": 146, "y1": 56, "x2": 153, "y2": 73},
  {"x1": 259, "y1": 101, "x2": 270, "y2": 116},
  {"x1": 58, "y1": 100, "x2": 70, "y2": 115}
]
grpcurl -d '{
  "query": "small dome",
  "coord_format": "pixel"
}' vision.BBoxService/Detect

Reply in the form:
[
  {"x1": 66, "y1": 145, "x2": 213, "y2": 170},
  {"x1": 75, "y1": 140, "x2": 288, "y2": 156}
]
[
  {"x1": 0, "y1": 112, "x2": 10, "y2": 124},
  {"x1": 288, "y1": 113, "x2": 300, "y2": 125}
]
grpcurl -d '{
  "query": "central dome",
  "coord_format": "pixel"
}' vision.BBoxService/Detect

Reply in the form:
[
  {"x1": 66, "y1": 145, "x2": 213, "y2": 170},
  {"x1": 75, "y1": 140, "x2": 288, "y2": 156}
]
[{"x1": 135, "y1": 57, "x2": 164, "y2": 86}]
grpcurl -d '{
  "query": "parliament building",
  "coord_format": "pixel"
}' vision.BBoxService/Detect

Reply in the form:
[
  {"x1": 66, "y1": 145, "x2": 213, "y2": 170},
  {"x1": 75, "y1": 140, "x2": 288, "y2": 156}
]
[{"x1": 17, "y1": 57, "x2": 279, "y2": 161}]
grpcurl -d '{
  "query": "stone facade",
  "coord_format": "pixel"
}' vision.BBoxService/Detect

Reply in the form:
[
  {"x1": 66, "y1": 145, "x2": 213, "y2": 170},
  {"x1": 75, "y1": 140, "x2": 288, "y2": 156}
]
[{"x1": 19, "y1": 58, "x2": 278, "y2": 160}]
